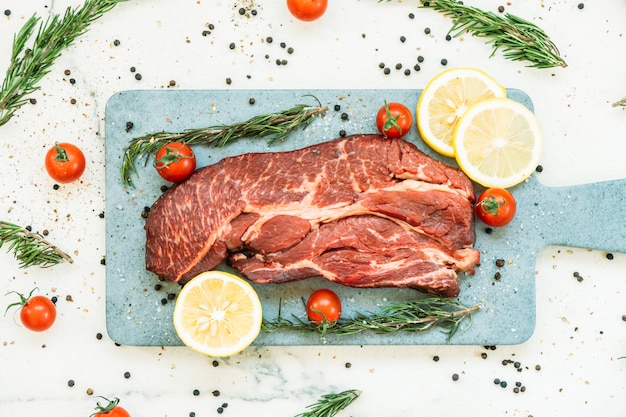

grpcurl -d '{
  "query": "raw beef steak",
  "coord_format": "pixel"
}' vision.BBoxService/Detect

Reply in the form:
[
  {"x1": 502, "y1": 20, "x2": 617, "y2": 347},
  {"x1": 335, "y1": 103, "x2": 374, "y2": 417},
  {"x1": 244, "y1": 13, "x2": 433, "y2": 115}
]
[{"x1": 144, "y1": 134, "x2": 480, "y2": 297}]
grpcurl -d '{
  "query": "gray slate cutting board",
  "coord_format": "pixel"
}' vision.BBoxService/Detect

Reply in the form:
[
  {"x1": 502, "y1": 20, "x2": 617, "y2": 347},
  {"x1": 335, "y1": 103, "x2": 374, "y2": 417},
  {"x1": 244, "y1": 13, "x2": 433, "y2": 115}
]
[{"x1": 105, "y1": 88, "x2": 626, "y2": 346}]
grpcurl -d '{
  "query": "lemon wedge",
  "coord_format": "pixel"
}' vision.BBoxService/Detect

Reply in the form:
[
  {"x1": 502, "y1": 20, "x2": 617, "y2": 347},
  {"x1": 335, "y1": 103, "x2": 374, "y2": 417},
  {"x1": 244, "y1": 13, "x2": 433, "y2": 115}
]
[
  {"x1": 173, "y1": 270, "x2": 262, "y2": 357},
  {"x1": 453, "y1": 97, "x2": 543, "y2": 189},
  {"x1": 417, "y1": 68, "x2": 506, "y2": 157}
]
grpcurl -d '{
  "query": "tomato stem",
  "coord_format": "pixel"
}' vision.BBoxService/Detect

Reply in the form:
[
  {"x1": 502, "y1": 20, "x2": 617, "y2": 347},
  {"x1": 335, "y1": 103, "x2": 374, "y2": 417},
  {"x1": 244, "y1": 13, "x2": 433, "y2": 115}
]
[
  {"x1": 381, "y1": 100, "x2": 403, "y2": 137},
  {"x1": 477, "y1": 193, "x2": 505, "y2": 216},
  {"x1": 53, "y1": 142, "x2": 69, "y2": 162},
  {"x1": 4, "y1": 287, "x2": 37, "y2": 316},
  {"x1": 153, "y1": 145, "x2": 194, "y2": 169},
  {"x1": 91, "y1": 396, "x2": 120, "y2": 416}
]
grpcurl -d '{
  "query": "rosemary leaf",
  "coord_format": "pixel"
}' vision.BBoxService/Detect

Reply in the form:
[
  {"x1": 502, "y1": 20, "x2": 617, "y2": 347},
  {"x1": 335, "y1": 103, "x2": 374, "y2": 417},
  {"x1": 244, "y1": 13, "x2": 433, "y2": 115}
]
[
  {"x1": 262, "y1": 296, "x2": 480, "y2": 341},
  {"x1": 295, "y1": 389, "x2": 362, "y2": 417},
  {"x1": 382, "y1": 0, "x2": 566, "y2": 69},
  {"x1": 0, "y1": 221, "x2": 73, "y2": 268},
  {"x1": 120, "y1": 97, "x2": 328, "y2": 187},
  {"x1": 0, "y1": 0, "x2": 126, "y2": 126}
]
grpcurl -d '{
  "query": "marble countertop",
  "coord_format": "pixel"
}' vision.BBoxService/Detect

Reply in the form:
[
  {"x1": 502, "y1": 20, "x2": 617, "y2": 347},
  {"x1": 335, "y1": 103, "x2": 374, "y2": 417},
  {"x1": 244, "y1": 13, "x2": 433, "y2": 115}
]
[{"x1": 1, "y1": 1, "x2": 625, "y2": 415}]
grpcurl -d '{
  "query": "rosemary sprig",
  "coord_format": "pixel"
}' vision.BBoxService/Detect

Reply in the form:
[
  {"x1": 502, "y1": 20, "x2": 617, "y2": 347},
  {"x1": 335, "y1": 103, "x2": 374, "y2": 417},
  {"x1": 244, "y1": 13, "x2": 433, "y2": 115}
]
[
  {"x1": 0, "y1": 221, "x2": 73, "y2": 268},
  {"x1": 121, "y1": 97, "x2": 328, "y2": 187},
  {"x1": 295, "y1": 389, "x2": 362, "y2": 417},
  {"x1": 417, "y1": 0, "x2": 567, "y2": 69},
  {"x1": 0, "y1": 0, "x2": 126, "y2": 126},
  {"x1": 612, "y1": 97, "x2": 626, "y2": 107},
  {"x1": 262, "y1": 296, "x2": 480, "y2": 341}
]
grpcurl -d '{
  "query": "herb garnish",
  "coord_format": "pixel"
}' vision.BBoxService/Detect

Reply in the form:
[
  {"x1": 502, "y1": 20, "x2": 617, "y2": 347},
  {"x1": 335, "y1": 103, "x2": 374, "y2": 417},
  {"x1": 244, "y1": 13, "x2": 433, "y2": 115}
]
[
  {"x1": 383, "y1": 0, "x2": 567, "y2": 69},
  {"x1": 121, "y1": 97, "x2": 328, "y2": 187},
  {"x1": 263, "y1": 296, "x2": 480, "y2": 341},
  {"x1": 0, "y1": 0, "x2": 126, "y2": 126},
  {"x1": 0, "y1": 221, "x2": 73, "y2": 268},
  {"x1": 295, "y1": 389, "x2": 362, "y2": 417},
  {"x1": 612, "y1": 97, "x2": 626, "y2": 108}
]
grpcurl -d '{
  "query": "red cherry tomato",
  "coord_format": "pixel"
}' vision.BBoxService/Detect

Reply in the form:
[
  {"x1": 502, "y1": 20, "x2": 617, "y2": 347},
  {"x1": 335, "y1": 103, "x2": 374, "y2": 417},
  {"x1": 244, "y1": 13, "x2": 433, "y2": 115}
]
[
  {"x1": 306, "y1": 289, "x2": 342, "y2": 323},
  {"x1": 92, "y1": 397, "x2": 131, "y2": 417},
  {"x1": 44, "y1": 142, "x2": 86, "y2": 183},
  {"x1": 375, "y1": 101, "x2": 413, "y2": 139},
  {"x1": 154, "y1": 142, "x2": 196, "y2": 183},
  {"x1": 5, "y1": 288, "x2": 56, "y2": 332},
  {"x1": 475, "y1": 188, "x2": 517, "y2": 227},
  {"x1": 286, "y1": 0, "x2": 328, "y2": 21}
]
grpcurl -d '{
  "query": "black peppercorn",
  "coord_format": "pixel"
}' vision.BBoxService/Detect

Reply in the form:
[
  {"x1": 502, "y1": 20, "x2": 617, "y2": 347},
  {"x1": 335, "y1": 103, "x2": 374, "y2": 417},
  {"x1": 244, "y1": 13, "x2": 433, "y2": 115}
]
[
  {"x1": 339, "y1": 129, "x2": 346, "y2": 137},
  {"x1": 280, "y1": 42, "x2": 286, "y2": 48},
  {"x1": 424, "y1": 27, "x2": 431, "y2": 35},
  {"x1": 217, "y1": 407, "x2": 224, "y2": 414},
  {"x1": 441, "y1": 58, "x2": 448, "y2": 66},
  {"x1": 135, "y1": 73, "x2": 142, "y2": 81},
  {"x1": 535, "y1": 164, "x2": 543, "y2": 172},
  {"x1": 500, "y1": 381, "x2": 507, "y2": 388},
  {"x1": 124, "y1": 371, "x2": 131, "y2": 379},
  {"x1": 238, "y1": 7, "x2": 245, "y2": 15},
  {"x1": 413, "y1": 64, "x2": 421, "y2": 71},
  {"x1": 193, "y1": 389, "x2": 200, "y2": 396},
  {"x1": 229, "y1": 42, "x2": 236, "y2": 49},
  {"x1": 606, "y1": 253, "x2": 614, "y2": 260},
  {"x1": 445, "y1": 34, "x2": 452, "y2": 41},
  {"x1": 212, "y1": 360, "x2": 219, "y2": 367},
  {"x1": 249, "y1": 98, "x2": 255, "y2": 105},
  {"x1": 341, "y1": 113, "x2": 349, "y2": 121},
  {"x1": 408, "y1": 12, "x2": 415, "y2": 19},
  {"x1": 226, "y1": 77, "x2": 232, "y2": 85},
  {"x1": 395, "y1": 63, "x2": 402, "y2": 70},
  {"x1": 404, "y1": 69, "x2": 411, "y2": 76},
  {"x1": 452, "y1": 373, "x2": 459, "y2": 381},
  {"x1": 266, "y1": 36, "x2": 273, "y2": 43},
  {"x1": 493, "y1": 378, "x2": 500, "y2": 385},
  {"x1": 417, "y1": 55, "x2": 425, "y2": 63},
  {"x1": 577, "y1": 3, "x2": 584, "y2": 9},
  {"x1": 212, "y1": 390, "x2": 221, "y2": 396},
  {"x1": 287, "y1": 47, "x2": 294, "y2": 54},
  {"x1": 53, "y1": 184, "x2": 60, "y2": 190},
  {"x1": 383, "y1": 67, "x2": 391, "y2": 75},
  {"x1": 4, "y1": 9, "x2": 11, "y2": 16},
  {"x1": 495, "y1": 259, "x2": 505, "y2": 267},
  {"x1": 96, "y1": 332, "x2": 103, "y2": 340},
  {"x1": 433, "y1": 355, "x2": 439, "y2": 362},
  {"x1": 334, "y1": 104, "x2": 341, "y2": 111},
  {"x1": 400, "y1": 36, "x2": 406, "y2": 43},
  {"x1": 498, "y1": 5, "x2": 505, "y2": 12}
]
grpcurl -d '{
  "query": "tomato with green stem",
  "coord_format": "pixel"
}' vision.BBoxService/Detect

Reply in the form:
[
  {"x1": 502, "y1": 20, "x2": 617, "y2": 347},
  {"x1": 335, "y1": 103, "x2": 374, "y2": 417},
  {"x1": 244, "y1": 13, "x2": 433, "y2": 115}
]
[
  {"x1": 286, "y1": 0, "x2": 328, "y2": 21},
  {"x1": 44, "y1": 142, "x2": 86, "y2": 183},
  {"x1": 91, "y1": 397, "x2": 130, "y2": 417},
  {"x1": 5, "y1": 288, "x2": 56, "y2": 332},
  {"x1": 154, "y1": 142, "x2": 196, "y2": 183},
  {"x1": 376, "y1": 101, "x2": 413, "y2": 139},
  {"x1": 475, "y1": 187, "x2": 517, "y2": 227},
  {"x1": 306, "y1": 288, "x2": 342, "y2": 324}
]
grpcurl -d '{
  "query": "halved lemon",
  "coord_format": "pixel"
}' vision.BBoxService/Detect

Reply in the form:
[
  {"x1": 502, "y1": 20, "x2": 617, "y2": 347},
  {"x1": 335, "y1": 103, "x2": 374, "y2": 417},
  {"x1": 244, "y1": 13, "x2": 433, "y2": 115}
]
[
  {"x1": 416, "y1": 68, "x2": 506, "y2": 157},
  {"x1": 454, "y1": 97, "x2": 543, "y2": 189},
  {"x1": 173, "y1": 270, "x2": 263, "y2": 357}
]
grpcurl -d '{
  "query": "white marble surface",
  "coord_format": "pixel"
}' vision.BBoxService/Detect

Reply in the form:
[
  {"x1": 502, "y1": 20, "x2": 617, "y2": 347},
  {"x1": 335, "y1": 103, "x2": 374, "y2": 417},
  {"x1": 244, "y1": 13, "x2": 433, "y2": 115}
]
[{"x1": 1, "y1": 0, "x2": 625, "y2": 415}]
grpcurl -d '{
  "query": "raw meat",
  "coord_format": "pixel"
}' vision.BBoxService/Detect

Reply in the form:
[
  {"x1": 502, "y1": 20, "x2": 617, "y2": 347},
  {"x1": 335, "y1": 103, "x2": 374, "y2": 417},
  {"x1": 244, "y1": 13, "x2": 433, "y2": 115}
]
[{"x1": 144, "y1": 134, "x2": 479, "y2": 297}]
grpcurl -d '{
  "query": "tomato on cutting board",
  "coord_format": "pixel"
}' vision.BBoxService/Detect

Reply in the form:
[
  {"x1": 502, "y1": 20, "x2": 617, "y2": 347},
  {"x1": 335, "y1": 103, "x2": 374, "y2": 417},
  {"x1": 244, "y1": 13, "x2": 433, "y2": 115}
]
[
  {"x1": 475, "y1": 187, "x2": 517, "y2": 227},
  {"x1": 306, "y1": 288, "x2": 342, "y2": 323},
  {"x1": 44, "y1": 142, "x2": 86, "y2": 183},
  {"x1": 5, "y1": 288, "x2": 56, "y2": 332},
  {"x1": 376, "y1": 101, "x2": 413, "y2": 139},
  {"x1": 91, "y1": 397, "x2": 131, "y2": 417},
  {"x1": 286, "y1": 0, "x2": 328, "y2": 21},
  {"x1": 154, "y1": 142, "x2": 196, "y2": 183}
]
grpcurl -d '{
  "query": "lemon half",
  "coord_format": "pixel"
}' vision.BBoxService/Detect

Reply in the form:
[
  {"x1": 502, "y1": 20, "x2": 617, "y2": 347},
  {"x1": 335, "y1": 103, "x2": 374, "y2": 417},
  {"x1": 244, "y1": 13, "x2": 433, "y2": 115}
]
[
  {"x1": 453, "y1": 97, "x2": 543, "y2": 189},
  {"x1": 417, "y1": 68, "x2": 506, "y2": 157},
  {"x1": 173, "y1": 271, "x2": 262, "y2": 357}
]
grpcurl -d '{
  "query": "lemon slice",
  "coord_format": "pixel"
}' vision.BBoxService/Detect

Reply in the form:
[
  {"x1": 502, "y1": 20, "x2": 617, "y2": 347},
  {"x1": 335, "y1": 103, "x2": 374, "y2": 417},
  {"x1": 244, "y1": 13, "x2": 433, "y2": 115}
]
[
  {"x1": 417, "y1": 68, "x2": 506, "y2": 157},
  {"x1": 454, "y1": 97, "x2": 543, "y2": 189},
  {"x1": 173, "y1": 270, "x2": 262, "y2": 357}
]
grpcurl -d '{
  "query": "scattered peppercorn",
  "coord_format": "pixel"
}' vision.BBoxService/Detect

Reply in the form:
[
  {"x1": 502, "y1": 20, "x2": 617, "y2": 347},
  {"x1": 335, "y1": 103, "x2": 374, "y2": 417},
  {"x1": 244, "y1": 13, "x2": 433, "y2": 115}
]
[
  {"x1": 441, "y1": 58, "x2": 448, "y2": 66},
  {"x1": 281, "y1": 59, "x2": 288, "y2": 65},
  {"x1": 217, "y1": 407, "x2": 224, "y2": 414},
  {"x1": 445, "y1": 34, "x2": 452, "y2": 41},
  {"x1": 113, "y1": 39, "x2": 121, "y2": 46},
  {"x1": 212, "y1": 360, "x2": 219, "y2": 367},
  {"x1": 400, "y1": 36, "x2": 406, "y2": 43},
  {"x1": 500, "y1": 381, "x2": 507, "y2": 388},
  {"x1": 485, "y1": 227, "x2": 493, "y2": 234},
  {"x1": 573, "y1": 271, "x2": 583, "y2": 282},
  {"x1": 160, "y1": 298, "x2": 167, "y2": 305},
  {"x1": 202, "y1": 30, "x2": 211, "y2": 36},
  {"x1": 222, "y1": 403, "x2": 228, "y2": 408},
  {"x1": 229, "y1": 42, "x2": 236, "y2": 49},
  {"x1": 433, "y1": 355, "x2": 440, "y2": 362},
  {"x1": 606, "y1": 253, "x2": 614, "y2": 260},
  {"x1": 498, "y1": 5, "x2": 505, "y2": 13},
  {"x1": 383, "y1": 67, "x2": 391, "y2": 75},
  {"x1": 249, "y1": 98, "x2": 255, "y2": 105},
  {"x1": 413, "y1": 64, "x2": 421, "y2": 72},
  {"x1": 238, "y1": 7, "x2": 245, "y2": 15},
  {"x1": 190, "y1": 413, "x2": 196, "y2": 417},
  {"x1": 87, "y1": 388, "x2": 94, "y2": 395},
  {"x1": 424, "y1": 27, "x2": 431, "y2": 35},
  {"x1": 341, "y1": 113, "x2": 349, "y2": 121},
  {"x1": 96, "y1": 332, "x2": 103, "y2": 340},
  {"x1": 266, "y1": 36, "x2": 273, "y2": 43},
  {"x1": 53, "y1": 184, "x2": 60, "y2": 190},
  {"x1": 535, "y1": 364, "x2": 541, "y2": 371},
  {"x1": 135, "y1": 73, "x2": 142, "y2": 81},
  {"x1": 212, "y1": 390, "x2": 221, "y2": 397},
  {"x1": 4, "y1": 9, "x2": 11, "y2": 16},
  {"x1": 494, "y1": 272, "x2": 501, "y2": 280},
  {"x1": 124, "y1": 371, "x2": 131, "y2": 379},
  {"x1": 334, "y1": 104, "x2": 341, "y2": 111},
  {"x1": 226, "y1": 78, "x2": 232, "y2": 85},
  {"x1": 68, "y1": 379, "x2": 75, "y2": 387},
  {"x1": 577, "y1": 3, "x2": 584, "y2": 9},
  {"x1": 193, "y1": 389, "x2": 200, "y2": 396},
  {"x1": 452, "y1": 373, "x2": 459, "y2": 381},
  {"x1": 495, "y1": 259, "x2": 505, "y2": 267},
  {"x1": 125, "y1": 121, "x2": 134, "y2": 132},
  {"x1": 130, "y1": 66, "x2": 136, "y2": 73},
  {"x1": 30, "y1": 98, "x2": 37, "y2": 104},
  {"x1": 51, "y1": 296, "x2": 58, "y2": 304},
  {"x1": 160, "y1": 185, "x2": 169, "y2": 192},
  {"x1": 280, "y1": 42, "x2": 286, "y2": 48},
  {"x1": 417, "y1": 55, "x2": 425, "y2": 63},
  {"x1": 251, "y1": 9, "x2": 257, "y2": 15},
  {"x1": 25, "y1": 225, "x2": 32, "y2": 232},
  {"x1": 395, "y1": 63, "x2": 402, "y2": 70},
  {"x1": 493, "y1": 378, "x2": 500, "y2": 385},
  {"x1": 345, "y1": 362, "x2": 352, "y2": 368},
  {"x1": 481, "y1": 353, "x2": 488, "y2": 359},
  {"x1": 167, "y1": 293, "x2": 176, "y2": 301},
  {"x1": 66, "y1": 295, "x2": 73, "y2": 302},
  {"x1": 287, "y1": 47, "x2": 294, "y2": 54},
  {"x1": 378, "y1": 62, "x2": 385, "y2": 69},
  {"x1": 535, "y1": 165, "x2": 543, "y2": 172},
  {"x1": 408, "y1": 12, "x2": 415, "y2": 19}
]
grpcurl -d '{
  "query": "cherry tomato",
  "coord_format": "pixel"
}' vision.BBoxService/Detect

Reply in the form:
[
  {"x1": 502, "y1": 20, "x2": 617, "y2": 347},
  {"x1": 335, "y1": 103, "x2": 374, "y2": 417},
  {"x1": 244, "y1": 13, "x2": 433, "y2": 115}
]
[
  {"x1": 286, "y1": 0, "x2": 328, "y2": 21},
  {"x1": 92, "y1": 397, "x2": 131, "y2": 417},
  {"x1": 306, "y1": 289, "x2": 342, "y2": 323},
  {"x1": 375, "y1": 101, "x2": 413, "y2": 139},
  {"x1": 475, "y1": 188, "x2": 517, "y2": 227},
  {"x1": 154, "y1": 142, "x2": 196, "y2": 183},
  {"x1": 44, "y1": 142, "x2": 86, "y2": 183},
  {"x1": 5, "y1": 288, "x2": 56, "y2": 332}
]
